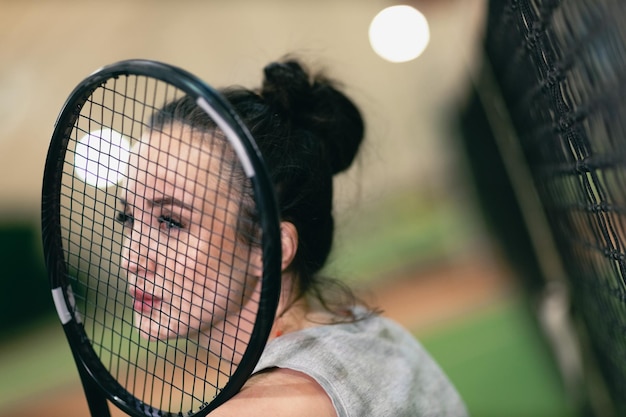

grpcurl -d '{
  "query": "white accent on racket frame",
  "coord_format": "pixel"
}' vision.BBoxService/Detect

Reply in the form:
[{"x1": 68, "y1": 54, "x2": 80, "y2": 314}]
[
  {"x1": 51, "y1": 286, "x2": 81, "y2": 324},
  {"x1": 52, "y1": 287, "x2": 72, "y2": 324},
  {"x1": 196, "y1": 97, "x2": 255, "y2": 178}
]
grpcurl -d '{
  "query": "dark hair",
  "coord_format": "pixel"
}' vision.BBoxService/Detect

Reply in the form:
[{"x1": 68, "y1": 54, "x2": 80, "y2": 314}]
[
  {"x1": 151, "y1": 58, "x2": 365, "y2": 309},
  {"x1": 222, "y1": 60, "x2": 364, "y2": 285}
]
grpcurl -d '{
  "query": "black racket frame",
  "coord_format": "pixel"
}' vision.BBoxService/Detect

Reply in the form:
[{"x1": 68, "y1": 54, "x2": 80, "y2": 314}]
[{"x1": 41, "y1": 59, "x2": 282, "y2": 417}]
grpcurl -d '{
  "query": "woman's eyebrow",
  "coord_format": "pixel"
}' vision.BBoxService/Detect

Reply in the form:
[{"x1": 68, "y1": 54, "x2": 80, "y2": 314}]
[
  {"x1": 117, "y1": 197, "x2": 194, "y2": 212},
  {"x1": 147, "y1": 196, "x2": 194, "y2": 211}
]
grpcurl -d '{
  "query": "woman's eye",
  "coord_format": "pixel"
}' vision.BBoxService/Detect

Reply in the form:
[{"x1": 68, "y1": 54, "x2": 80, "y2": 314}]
[
  {"x1": 116, "y1": 211, "x2": 133, "y2": 225},
  {"x1": 158, "y1": 215, "x2": 183, "y2": 230}
]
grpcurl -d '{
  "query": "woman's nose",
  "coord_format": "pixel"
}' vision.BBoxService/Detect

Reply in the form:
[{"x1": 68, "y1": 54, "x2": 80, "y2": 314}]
[{"x1": 121, "y1": 220, "x2": 156, "y2": 277}]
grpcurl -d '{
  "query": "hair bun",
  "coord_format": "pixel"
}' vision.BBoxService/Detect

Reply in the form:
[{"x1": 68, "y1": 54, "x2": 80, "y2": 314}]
[
  {"x1": 261, "y1": 59, "x2": 364, "y2": 175},
  {"x1": 261, "y1": 61, "x2": 312, "y2": 116}
]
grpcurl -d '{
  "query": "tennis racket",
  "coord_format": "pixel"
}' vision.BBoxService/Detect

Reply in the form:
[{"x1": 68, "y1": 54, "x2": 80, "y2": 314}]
[{"x1": 41, "y1": 59, "x2": 282, "y2": 417}]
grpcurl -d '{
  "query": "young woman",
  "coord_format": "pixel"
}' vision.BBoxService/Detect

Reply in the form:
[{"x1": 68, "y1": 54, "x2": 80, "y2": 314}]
[{"x1": 119, "y1": 58, "x2": 468, "y2": 417}]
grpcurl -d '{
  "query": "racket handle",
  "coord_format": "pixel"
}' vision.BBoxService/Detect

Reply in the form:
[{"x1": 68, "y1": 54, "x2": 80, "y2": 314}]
[{"x1": 67, "y1": 337, "x2": 111, "y2": 417}]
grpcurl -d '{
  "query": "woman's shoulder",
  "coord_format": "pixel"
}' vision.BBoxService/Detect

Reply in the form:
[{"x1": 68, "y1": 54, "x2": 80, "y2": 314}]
[
  {"x1": 209, "y1": 367, "x2": 337, "y2": 417},
  {"x1": 253, "y1": 308, "x2": 469, "y2": 417}
]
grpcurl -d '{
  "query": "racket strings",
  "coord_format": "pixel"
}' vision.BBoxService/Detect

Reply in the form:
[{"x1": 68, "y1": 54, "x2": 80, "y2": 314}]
[{"x1": 59, "y1": 73, "x2": 262, "y2": 415}]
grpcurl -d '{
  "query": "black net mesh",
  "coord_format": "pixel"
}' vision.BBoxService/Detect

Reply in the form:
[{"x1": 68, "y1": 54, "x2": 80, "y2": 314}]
[{"x1": 482, "y1": 0, "x2": 626, "y2": 413}]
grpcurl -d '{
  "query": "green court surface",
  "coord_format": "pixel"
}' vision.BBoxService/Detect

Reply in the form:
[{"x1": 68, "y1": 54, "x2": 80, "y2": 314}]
[
  {"x1": 0, "y1": 318, "x2": 76, "y2": 408},
  {"x1": 418, "y1": 297, "x2": 577, "y2": 417}
]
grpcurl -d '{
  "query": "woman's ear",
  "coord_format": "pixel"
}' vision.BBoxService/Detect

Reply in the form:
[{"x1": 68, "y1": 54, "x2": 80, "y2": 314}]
[
  {"x1": 280, "y1": 221, "x2": 298, "y2": 272},
  {"x1": 248, "y1": 222, "x2": 297, "y2": 277}
]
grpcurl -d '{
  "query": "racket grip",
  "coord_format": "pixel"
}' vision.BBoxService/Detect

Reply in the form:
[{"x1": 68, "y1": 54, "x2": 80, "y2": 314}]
[{"x1": 68, "y1": 336, "x2": 111, "y2": 417}]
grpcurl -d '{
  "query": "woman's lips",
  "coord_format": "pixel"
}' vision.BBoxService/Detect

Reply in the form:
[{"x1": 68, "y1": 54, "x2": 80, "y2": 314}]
[{"x1": 131, "y1": 289, "x2": 160, "y2": 313}]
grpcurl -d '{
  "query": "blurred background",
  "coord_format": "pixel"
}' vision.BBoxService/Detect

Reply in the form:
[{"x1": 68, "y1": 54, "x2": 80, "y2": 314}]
[{"x1": 0, "y1": 0, "x2": 613, "y2": 416}]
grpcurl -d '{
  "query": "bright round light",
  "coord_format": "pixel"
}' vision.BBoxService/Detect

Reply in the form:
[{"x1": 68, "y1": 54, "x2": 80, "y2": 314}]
[
  {"x1": 369, "y1": 5, "x2": 430, "y2": 63},
  {"x1": 74, "y1": 129, "x2": 130, "y2": 188}
]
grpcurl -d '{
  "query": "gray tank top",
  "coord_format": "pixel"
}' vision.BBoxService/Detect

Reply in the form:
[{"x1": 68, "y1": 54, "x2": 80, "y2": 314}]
[{"x1": 253, "y1": 308, "x2": 469, "y2": 417}]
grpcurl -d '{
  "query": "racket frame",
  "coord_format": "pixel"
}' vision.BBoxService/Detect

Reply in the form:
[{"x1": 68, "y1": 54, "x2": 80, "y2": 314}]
[{"x1": 41, "y1": 60, "x2": 282, "y2": 417}]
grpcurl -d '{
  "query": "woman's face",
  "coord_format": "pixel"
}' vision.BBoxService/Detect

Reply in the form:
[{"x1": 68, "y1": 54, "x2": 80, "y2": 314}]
[{"x1": 119, "y1": 123, "x2": 259, "y2": 341}]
